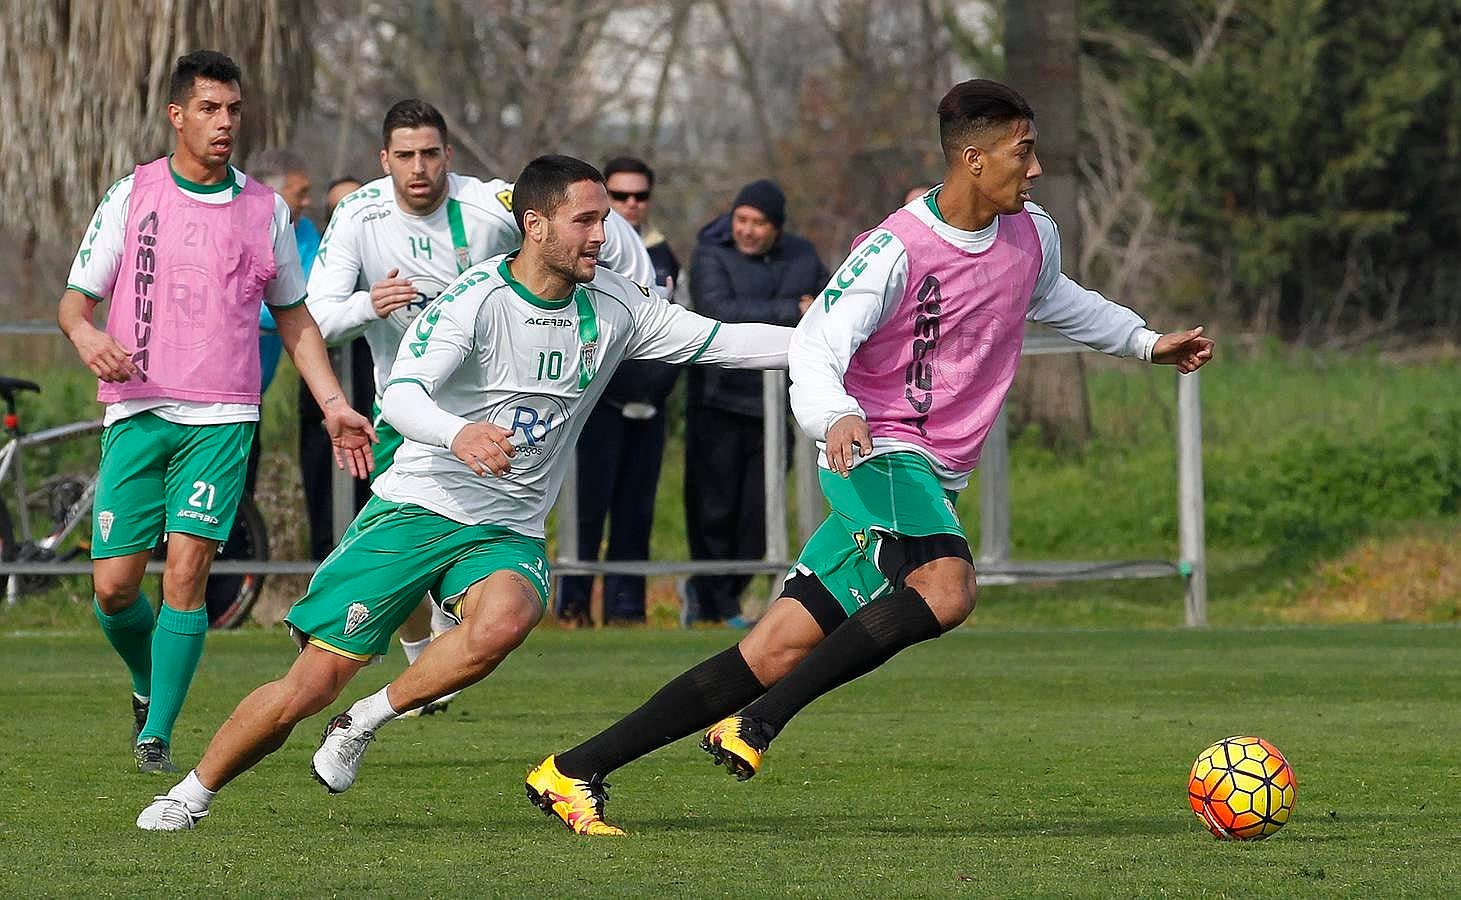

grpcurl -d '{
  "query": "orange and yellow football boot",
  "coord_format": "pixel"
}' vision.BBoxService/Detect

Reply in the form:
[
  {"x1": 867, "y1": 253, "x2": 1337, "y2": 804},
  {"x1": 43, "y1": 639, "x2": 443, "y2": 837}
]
[
  {"x1": 700, "y1": 715, "x2": 772, "y2": 781},
  {"x1": 525, "y1": 755, "x2": 626, "y2": 836}
]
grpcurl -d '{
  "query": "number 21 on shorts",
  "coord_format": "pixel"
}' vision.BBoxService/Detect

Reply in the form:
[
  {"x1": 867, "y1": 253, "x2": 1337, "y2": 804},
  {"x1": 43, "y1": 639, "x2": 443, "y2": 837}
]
[{"x1": 189, "y1": 480, "x2": 216, "y2": 510}]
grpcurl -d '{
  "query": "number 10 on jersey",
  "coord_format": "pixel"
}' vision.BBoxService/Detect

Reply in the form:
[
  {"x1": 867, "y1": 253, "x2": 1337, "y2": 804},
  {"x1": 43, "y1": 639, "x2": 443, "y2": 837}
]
[{"x1": 536, "y1": 350, "x2": 564, "y2": 381}]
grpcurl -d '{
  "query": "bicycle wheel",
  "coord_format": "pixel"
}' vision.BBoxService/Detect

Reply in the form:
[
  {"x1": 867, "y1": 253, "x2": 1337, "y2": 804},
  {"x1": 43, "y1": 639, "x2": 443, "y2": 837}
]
[{"x1": 156, "y1": 496, "x2": 269, "y2": 629}]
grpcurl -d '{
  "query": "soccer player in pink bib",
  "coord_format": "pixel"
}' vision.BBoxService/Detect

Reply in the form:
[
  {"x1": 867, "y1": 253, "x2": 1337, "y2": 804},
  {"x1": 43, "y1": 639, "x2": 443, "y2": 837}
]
[
  {"x1": 525, "y1": 78, "x2": 1214, "y2": 835},
  {"x1": 57, "y1": 50, "x2": 374, "y2": 775}
]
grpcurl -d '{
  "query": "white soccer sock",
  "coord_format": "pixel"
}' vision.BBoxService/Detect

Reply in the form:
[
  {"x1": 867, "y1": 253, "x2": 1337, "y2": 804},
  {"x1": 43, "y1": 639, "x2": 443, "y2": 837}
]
[
  {"x1": 169, "y1": 770, "x2": 217, "y2": 813},
  {"x1": 429, "y1": 602, "x2": 457, "y2": 638},
  {"x1": 348, "y1": 686, "x2": 399, "y2": 731},
  {"x1": 399, "y1": 635, "x2": 430, "y2": 665}
]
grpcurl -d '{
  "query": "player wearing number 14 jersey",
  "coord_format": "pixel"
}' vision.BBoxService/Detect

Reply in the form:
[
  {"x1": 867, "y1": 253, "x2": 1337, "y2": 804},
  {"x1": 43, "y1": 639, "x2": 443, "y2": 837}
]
[{"x1": 136, "y1": 154, "x2": 790, "y2": 831}]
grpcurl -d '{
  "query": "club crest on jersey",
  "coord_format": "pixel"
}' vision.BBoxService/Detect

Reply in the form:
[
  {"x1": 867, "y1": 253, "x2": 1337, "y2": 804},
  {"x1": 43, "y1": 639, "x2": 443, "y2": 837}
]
[
  {"x1": 344, "y1": 602, "x2": 370, "y2": 636},
  {"x1": 98, "y1": 510, "x2": 114, "y2": 542},
  {"x1": 580, "y1": 340, "x2": 598, "y2": 378}
]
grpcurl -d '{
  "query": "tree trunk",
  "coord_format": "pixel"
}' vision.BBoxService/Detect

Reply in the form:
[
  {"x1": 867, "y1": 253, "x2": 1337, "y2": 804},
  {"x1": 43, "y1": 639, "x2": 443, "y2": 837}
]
[{"x1": 1004, "y1": 0, "x2": 1092, "y2": 448}]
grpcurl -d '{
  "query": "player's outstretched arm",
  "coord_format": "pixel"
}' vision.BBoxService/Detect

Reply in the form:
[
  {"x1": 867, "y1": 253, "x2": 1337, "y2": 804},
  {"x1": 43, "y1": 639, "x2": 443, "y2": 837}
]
[
  {"x1": 1151, "y1": 326, "x2": 1215, "y2": 373},
  {"x1": 58, "y1": 288, "x2": 137, "y2": 383},
  {"x1": 274, "y1": 302, "x2": 377, "y2": 478},
  {"x1": 626, "y1": 292, "x2": 793, "y2": 370}
]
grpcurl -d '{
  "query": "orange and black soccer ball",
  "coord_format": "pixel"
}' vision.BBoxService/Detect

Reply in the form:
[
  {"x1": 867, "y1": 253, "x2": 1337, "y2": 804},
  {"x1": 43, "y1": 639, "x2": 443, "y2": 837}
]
[{"x1": 1187, "y1": 736, "x2": 1297, "y2": 840}]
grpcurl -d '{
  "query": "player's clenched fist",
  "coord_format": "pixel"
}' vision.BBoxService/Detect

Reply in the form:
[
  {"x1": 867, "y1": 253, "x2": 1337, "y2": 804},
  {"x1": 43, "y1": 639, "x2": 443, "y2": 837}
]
[
  {"x1": 825, "y1": 413, "x2": 872, "y2": 478},
  {"x1": 370, "y1": 266, "x2": 419, "y2": 318},
  {"x1": 451, "y1": 421, "x2": 517, "y2": 477}
]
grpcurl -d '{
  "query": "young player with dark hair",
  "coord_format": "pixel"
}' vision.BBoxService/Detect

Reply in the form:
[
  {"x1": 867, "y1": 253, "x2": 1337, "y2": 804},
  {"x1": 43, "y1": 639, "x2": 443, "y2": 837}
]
[
  {"x1": 524, "y1": 79, "x2": 1215, "y2": 836},
  {"x1": 59, "y1": 49, "x2": 374, "y2": 775},
  {"x1": 305, "y1": 100, "x2": 654, "y2": 707}
]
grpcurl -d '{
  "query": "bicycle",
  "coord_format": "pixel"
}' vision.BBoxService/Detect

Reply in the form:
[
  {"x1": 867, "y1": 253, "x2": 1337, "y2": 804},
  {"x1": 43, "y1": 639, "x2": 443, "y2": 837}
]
[{"x1": 0, "y1": 374, "x2": 269, "y2": 628}]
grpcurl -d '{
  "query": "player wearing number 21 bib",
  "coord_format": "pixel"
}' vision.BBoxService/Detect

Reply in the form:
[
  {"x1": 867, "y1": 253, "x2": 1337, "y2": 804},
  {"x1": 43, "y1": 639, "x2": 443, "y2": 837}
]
[
  {"x1": 58, "y1": 51, "x2": 374, "y2": 779},
  {"x1": 136, "y1": 154, "x2": 791, "y2": 831}
]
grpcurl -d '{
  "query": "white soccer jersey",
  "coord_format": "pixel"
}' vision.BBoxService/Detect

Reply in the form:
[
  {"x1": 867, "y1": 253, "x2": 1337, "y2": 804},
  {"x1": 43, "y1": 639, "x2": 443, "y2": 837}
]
[
  {"x1": 374, "y1": 255, "x2": 788, "y2": 537},
  {"x1": 306, "y1": 173, "x2": 655, "y2": 397},
  {"x1": 65, "y1": 161, "x2": 306, "y2": 426}
]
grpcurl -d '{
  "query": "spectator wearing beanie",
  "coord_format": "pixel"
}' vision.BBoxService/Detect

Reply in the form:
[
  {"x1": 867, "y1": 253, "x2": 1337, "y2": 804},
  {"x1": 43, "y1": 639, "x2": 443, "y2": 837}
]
[{"x1": 683, "y1": 178, "x2": 830, "y2": 626}]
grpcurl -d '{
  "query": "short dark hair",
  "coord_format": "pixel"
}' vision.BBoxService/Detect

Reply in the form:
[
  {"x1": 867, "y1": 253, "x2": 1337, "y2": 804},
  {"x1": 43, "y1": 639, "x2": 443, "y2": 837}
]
[
  {"x1": 169, "y1": 50, "x2": 242, "y2": 106},
  {"x1": 382, "y1": 99, "x2": 449, "y2": 148},
  {"x1": 937, "y1": 79, "x2": 1035, "y2": 163},
  {"x1": 603, "y1": 156, "x2": 655, "y2": 186},
  {"x1": 327, "y1": 175, "x2": 362, "y2": 192},
  {"x1": 512, "y1": 155, "x2": 604, "y2": 232}
]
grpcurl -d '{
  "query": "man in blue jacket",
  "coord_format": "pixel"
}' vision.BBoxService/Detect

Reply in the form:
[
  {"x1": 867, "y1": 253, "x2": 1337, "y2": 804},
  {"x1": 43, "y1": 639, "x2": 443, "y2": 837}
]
[{"x1": 685, "y1": 179, "x2": 829, "y2": 625}]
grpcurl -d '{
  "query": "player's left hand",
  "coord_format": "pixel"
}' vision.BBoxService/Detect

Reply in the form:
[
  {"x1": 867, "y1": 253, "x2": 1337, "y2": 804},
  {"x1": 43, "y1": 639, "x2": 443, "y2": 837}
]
[
  {"x1": 1151, "y1": 326, "x2": 1215, "y2": 374},
  {"x1": 323, "y1": 400, "x2": 378, "y2": 479}
]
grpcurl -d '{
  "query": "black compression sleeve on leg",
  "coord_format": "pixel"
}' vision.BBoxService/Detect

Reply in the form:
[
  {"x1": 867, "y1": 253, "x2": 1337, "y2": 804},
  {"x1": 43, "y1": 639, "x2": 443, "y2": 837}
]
[
  {"x1": 742, "y1": 587, "x2": 942, "y2": 738},
  {"x1": 556, "y1": 645, "x2": 765, "y2": 780}
]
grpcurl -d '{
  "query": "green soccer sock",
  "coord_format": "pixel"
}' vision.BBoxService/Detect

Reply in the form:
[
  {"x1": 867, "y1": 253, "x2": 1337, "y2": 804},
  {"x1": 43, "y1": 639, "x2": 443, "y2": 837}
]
[
  {"x1": 93, "y1": 594, "x2": 155, "y2": 698},
  {"x1": 137, "y1": 604, "x2": 209, "y2": 746}
]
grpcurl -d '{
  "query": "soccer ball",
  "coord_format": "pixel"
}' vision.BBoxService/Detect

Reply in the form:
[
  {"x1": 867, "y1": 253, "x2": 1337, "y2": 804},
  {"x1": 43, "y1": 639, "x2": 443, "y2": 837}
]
[{"x1": 1187, "y1": 736, "x2": 1297, "y2": 840}]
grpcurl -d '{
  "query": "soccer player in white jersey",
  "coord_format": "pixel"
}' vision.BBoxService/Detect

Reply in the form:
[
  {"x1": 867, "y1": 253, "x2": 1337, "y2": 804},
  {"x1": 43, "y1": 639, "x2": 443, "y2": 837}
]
[
  {"x1": 136, "y1": 154, "x2": 791, "y2": 831},
  {"x1": 523, "y1": 79, "x2": 1215, "y2": 836},
  {"x1": 306, "y1": 101, "x2": 655, "y2": 701},
  {"x1": 57, "y1": 50, "x2": 374, "y2": 776}
]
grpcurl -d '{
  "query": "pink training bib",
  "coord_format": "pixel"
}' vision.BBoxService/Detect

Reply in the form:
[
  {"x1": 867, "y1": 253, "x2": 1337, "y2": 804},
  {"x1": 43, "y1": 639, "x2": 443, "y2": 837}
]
[
  {"x1": 99, "y1": 157, "x2": 277, "y2": 405},
  {"x1": 842, "y1": 206, "x2": 1042, "y2": 472}
]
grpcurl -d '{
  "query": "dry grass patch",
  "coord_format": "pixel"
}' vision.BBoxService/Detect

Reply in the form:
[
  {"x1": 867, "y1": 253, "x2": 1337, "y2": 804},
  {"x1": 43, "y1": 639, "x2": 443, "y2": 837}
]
[{"x1": 1283, "y1": 527, "x2": 1461, "y2": 623}]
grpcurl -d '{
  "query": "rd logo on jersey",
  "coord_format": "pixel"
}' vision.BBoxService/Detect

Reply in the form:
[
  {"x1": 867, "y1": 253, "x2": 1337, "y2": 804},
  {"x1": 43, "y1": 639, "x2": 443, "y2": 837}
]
[{"x1": 486, "y1": 394, "x2": 570, "y2": 473}]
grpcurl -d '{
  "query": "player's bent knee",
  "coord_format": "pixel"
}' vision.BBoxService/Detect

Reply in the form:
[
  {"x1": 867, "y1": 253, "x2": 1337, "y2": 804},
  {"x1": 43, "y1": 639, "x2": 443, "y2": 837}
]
[{"x1": 907, "y1": 560, "x2": 978, "y2": 630}]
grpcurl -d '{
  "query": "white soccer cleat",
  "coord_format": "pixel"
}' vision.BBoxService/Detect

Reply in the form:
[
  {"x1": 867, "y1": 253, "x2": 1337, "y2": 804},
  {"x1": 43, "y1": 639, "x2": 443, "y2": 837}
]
[
  {"x1": 136, "y1": 795, "x2": 206, "y2": 831},
  {"x1": 311, "y1": 711, "x2": 375, "y2": 793}
]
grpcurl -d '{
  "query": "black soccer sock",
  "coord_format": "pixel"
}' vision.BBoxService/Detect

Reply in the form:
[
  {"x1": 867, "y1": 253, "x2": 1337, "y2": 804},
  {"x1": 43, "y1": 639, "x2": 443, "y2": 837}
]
[
  {"x1": 556, "y1": 645, "x2": 765, "y2": 780},
  {"x1": 742, "y1": 587, "x2": 942, "y2": 739}
]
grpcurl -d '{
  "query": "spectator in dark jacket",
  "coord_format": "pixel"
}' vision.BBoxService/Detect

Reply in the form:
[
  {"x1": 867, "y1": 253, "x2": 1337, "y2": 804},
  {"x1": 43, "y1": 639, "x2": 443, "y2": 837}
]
[
  {"x1": 557, "y1": 157, "x2": 683, "y2": 625},
  {"x1": 684, "y1": 178, "x2": 829, "y2": 625}
]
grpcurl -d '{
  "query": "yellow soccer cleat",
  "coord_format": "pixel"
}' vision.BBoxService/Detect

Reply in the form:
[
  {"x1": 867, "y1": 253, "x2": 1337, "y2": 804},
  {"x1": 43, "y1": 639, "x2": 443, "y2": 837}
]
[
  {"x1": 525, "y1": 755, "x2": 626, "y2": 836},
  {"x1": 701, "y1": 715, "x2": 771, "y2": 781}
]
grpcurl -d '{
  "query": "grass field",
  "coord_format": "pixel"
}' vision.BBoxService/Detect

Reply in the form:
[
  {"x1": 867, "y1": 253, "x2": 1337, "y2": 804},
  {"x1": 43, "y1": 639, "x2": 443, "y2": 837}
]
[{"x1": 3, "y1": 624, "x2": 1458, "y2": 897}]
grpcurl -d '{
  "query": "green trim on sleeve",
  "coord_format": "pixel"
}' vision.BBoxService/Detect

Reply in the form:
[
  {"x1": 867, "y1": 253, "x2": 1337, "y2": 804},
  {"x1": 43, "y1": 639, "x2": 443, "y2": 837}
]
[
  {"x1": 66, "y1": 283, "x2": 105, "y2": 302},
  {"x1": 685, "y1": 321, "x2": 722, "y2": 364},
  {"x1": 384, "y1": 377, "x2": 429, "y2": 390},
  {"x1": 267, "y1": 294, "x2": 308, "y2": 310}
]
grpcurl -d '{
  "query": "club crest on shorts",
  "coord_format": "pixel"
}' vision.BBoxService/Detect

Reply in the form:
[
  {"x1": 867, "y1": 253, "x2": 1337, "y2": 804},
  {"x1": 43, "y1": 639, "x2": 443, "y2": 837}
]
[
  {"x1": 98, "y1": 510, "x2": 114, "y2": 542},
  {"x1": 344, "y1": 602, "x2": 370, "y2": 636}
]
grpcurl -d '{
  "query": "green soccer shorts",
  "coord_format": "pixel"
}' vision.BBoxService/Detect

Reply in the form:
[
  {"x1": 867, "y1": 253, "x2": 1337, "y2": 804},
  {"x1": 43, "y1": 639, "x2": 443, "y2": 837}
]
[
  {"x1": 91, "y1": 412, "x2": 255, "y2": 557},
  {"x1": 370, "y1": 400, "x2": 404, "y2": 482},
  {"x1": 284, "y1": 496, "x2": 550, "y2": 660},
  {"x1": 781, "y1": 451, "x2": 973, "y2": 632}
]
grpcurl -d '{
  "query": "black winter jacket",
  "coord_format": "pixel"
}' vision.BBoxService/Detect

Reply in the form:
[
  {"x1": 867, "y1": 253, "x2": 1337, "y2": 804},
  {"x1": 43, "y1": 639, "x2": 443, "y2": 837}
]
[{"x1": 687, "y1": 213, "x2": 829, "y2": 416}]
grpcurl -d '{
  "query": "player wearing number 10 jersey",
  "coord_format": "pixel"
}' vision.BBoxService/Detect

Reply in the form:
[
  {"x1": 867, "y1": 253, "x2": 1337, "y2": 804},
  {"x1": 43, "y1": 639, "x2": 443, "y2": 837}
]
[
  {"x1": 136, "y1": 154, "x2": 790, "y2": 831},
  {"x1": 303, "y1": 99, "x2": 653, "y2": 695}
]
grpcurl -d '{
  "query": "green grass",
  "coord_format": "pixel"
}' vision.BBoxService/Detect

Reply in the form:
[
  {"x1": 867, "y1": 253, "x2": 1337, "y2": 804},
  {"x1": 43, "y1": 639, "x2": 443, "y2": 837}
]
[{"x1": 2, "y1": 625, "x2": 1458, "y2": 897}]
